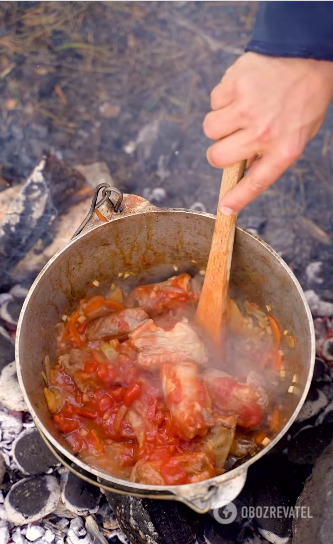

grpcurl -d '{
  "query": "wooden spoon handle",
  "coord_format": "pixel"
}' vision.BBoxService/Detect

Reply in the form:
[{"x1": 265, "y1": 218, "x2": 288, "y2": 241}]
[{"x1": 196, "y1": 161, "x2": 246, "y2": 346}]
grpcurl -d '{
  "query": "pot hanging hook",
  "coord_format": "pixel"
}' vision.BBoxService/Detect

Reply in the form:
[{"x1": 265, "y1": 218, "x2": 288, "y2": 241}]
[{"x1": 72, "y1": 184, "x2": 123, "y2": 239}]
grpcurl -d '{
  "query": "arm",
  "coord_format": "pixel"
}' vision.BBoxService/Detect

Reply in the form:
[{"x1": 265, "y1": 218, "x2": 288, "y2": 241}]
[{"x1": 204, "y1": 2, "x2": 333, "y2": 213}]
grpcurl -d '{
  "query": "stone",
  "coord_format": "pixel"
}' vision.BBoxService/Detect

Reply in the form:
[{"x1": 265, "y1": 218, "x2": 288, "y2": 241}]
[
  {"x1": 292, "y1": 437, "x2": 333, "y2": 544},
  {"x1": 5, "y1": 475, "x2": 61, "y2": 525},
  {"x1": 74, "y1": 162, "x2": 114, "y2": 190},
  {"x1": 288, "y1": 423, "x2": 333, "y2": 465},
  {"x1": 106, "y1": 492, "x2": 196, "y2": 544},
  {"x1": 0, "y1": 362, "x2": 28, "y2": 412},
  {"x1": 295, "y1": 388, "x2": 328, "y2": 423},
  {"x1": 26, "y1": 525, "x2": 45, "y2": 541},
  {"x1": 12, "y1": 428, "x2": 59, "y2": 475},
  {"x1": 61, "y1": 472, "x2": 101, "y2": 516},
  {"x1": 0, "y1": 326, "x2": 14, "y2": 373}
]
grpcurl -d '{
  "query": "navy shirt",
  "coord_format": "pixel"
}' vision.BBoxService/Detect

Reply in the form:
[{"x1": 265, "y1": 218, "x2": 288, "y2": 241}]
[{"x1": 246, "y1": 2, "x2": 333, "y2": 61}]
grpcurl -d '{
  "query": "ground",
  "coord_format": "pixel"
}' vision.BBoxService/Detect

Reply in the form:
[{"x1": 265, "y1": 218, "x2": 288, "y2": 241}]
[{"x1": 1, "y1": 1, "x2": 333, "y2": 296}]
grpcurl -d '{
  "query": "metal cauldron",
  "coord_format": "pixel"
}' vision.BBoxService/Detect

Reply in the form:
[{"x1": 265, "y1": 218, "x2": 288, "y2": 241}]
[{"x1": 16, "y1": 185, "x2": 315, "y2": 513}]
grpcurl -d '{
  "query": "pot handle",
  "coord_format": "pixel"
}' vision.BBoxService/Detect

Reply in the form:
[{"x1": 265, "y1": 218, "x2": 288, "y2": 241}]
[
  {"x1": 174, "y1": 469, "x2": 248, "y2": 514},
  {"x1": 72, "y1": 183, "x2": 155, "y2": 239}
]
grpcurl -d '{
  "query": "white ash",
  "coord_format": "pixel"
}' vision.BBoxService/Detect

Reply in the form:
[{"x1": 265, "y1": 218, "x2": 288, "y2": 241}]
[
  {"x1": 85, "y1": 515, "x2": 108, "y2": 544},
  {"x1": 142, "y1": 187, "x2": 167, "y2": 203},
  {"x1": 305, "y1": 290, "x2": 333, "y2": 317},
  {"x1": 305, "y1": 261, "x2": 324, "y2": 285},
  {"x1": 9, "y1": 285, "x2": 29, "y2": 299},
  {"x1": 257, "y1": 528, "x2": 290, "y2": 544},
  {"x1": 0, "y1": 408, "x2": 23, "y2": 469},
  {"x1": 0, "y1": 299, "x2": 17, "y2": 326},
  {"x1": 69, "y1": 517, "x2": 86, "y2": 538},
  {"x1": 0, "y1": 294, "x2": 12, "y2": 307},
  {"x1": 11, "y1": 527, "x2": 26, "y2": 544},
  {"x1": 0, "y1": 525, "x2": 9, "y2": 544},
  {"x1": 0, "y1": 363, "x2": 28, "y2": 412},
  {"x1": 26, "y1": 524, "x2": 45, "y2": 541},
  {"x1": 189, "y1": 202, "x2": 206, "y2": 212}
]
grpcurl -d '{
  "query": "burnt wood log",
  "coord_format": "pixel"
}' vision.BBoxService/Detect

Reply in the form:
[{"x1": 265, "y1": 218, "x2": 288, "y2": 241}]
[
  {"x1": 0, "y1": 153, "x2": 85, "y2": 285},
  {"x1": 105, "y1": 492, "x2": 197, "y2": 544}
]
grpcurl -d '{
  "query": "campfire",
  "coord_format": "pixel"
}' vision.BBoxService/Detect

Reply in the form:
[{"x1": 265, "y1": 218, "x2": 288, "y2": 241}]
[
  {"x1": 1, "y1": 3, "x2": 333, "y2": 544},
  {"x1": 0, "y1": 153, "x2": 331, "y2": 544}
]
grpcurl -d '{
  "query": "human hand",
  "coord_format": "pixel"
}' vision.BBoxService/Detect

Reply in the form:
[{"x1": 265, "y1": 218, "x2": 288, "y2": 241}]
[{"x1": 203, "y1": 52, "x2": 333, "y2": 213}]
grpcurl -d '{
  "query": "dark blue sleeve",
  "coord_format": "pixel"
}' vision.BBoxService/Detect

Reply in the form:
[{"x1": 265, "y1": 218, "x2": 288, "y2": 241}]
[{"x1": 246, "y1": 2, "x2": 333, "y2": 61}]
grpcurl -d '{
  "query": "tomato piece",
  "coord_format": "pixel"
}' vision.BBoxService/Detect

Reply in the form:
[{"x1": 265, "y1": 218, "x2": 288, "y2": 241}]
[
  {"x1": 77, "y1": 409, "x2": 97, "y2": 419},
  {"x1": 54, "y1": 414, "x2": 78, "y2": 434},
  {"x1": 84, "y1": 361, "x2": 98, "y2": 373},
  {"x1": 98, "y1": 394, "x2": 114, "y2": 414},
  {"x1": 86, "y1": 429, "x2": 103, "y2": 454},
  {"x1": 124, "y1": 383, "x2": 141, "y2": 407},
  {"x1": 104, "y1": 299, "x2": 124, "y2": 311},
  {"x1": 97, "y1": 364, "x2": 109, "y2": 380},
  {"x1": 146, "y1": 397, "x2": 157, "y2": 420},
  {"x1": 110, "y1": 386, "x2": 125, "y2": 403},
  {"x1": 85, "y1": 296, "x2": 105, "y2": 316},
  {"x1": 161, "y1": 457, "x2": 188, "y2": 486}
]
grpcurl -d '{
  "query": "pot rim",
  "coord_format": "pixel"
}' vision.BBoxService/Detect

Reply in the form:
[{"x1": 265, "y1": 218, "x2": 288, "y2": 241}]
[{"x1": 15, "y1": 207, "x2": 316, "y2": 498}]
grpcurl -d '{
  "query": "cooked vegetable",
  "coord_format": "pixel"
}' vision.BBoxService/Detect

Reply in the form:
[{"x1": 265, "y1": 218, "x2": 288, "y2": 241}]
[{"x1": 46, "y1": 273, "x2": 283, "y2": 484}]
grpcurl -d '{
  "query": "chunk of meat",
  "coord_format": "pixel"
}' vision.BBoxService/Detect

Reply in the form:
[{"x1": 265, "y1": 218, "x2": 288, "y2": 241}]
[
  {"x1": 197, "y1": 415, "x2": 237, "y2": 471},
  {"x1": 129, "y1": 319, "x2": 207, "y2": 369},
  {"x1": 86, "y1": 308, "x2": 149, "y2": 341},
  {"x1": 130, "y1": 452, "x2": 215, "y2": 485},
  {"x1": 161, "y1": 363, "x2": 214, "y2": 440},
  {"x1": 126, "y1": 273, "x2": 198, "y2": 315},
  {"x1": 205, "y1": 375, "x2": 263, "y2": 430}
]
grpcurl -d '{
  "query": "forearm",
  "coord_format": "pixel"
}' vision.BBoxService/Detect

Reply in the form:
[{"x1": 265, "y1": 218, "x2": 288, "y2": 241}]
[{"x1": 246, "y1": 2, "x2": 333, "y2": 61}]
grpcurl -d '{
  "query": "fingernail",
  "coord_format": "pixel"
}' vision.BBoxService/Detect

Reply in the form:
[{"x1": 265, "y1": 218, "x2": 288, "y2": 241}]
[{"x1": 220, "y1": 206, "x2": 234, "y2": 216}]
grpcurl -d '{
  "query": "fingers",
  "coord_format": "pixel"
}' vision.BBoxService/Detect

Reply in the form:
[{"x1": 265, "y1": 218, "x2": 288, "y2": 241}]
[
  {"x1": 203, "y1": 104, "x2": 243, "y2": 141},
  {"x1": 207, "y1": 129, "x2": 258, "y2": 168},
  {"x1": 210, "y1": 78, "x2": 234, "y2": 110},
  {"x1": 219, "y1": 151, "x2": 293, "y2": 213}
]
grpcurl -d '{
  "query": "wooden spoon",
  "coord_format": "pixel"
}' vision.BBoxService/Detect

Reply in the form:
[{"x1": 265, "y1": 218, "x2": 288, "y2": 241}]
[{"x1": 196, "y1": 160, "x2": 246, "y2": 348}]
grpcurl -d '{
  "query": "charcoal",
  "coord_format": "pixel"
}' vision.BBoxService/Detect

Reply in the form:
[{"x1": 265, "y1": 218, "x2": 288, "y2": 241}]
[
  {"x1": 253, "y1": 484, "x2": 292, "y2": 543},
  {"x1": 0, "y1": 525, "x2": 9, "y2": 544},
  {"x1": 0, "y1": 297, "x2": 23, "y2": 325},
  {"x1": 288, "y1": 423, "x2": 333, "y2": 465},
  {"x1": 38, "y1": 73, "x2": 58, "y2": 99},
  {"x1": 0, "y1": 154, "x2": 86, "y2": 284},
  {"x1": 106, "y1": 492, "x2": 196, "y2": 544},
  {"x1": 4, "y1": 475, "x2": 61, "y2": 525},
  {"x1": 292, "y1": 437, "x2": 333, "y2": 544},
  {"x1": 61, "y1": 472, "x2": 101, "y2": 516},
  {"x1": 12, "y1": 429, "x2": 59, "y2": 476},
  {"x1": 295, "y1": 388, "x2": 328, "y2": 423},
  {"x1": 0, "y1": 454, "x2": 6, "y2": 485},
  {"x1": 85, "y1": 515, "x2": 109, "y2": 544},
  {"x1": 312, "y1": 357, "x2": 330, "y2": 382},
  {"x1": 0, "y1": 362, "x2": 28, "y2": 412},
  {"x1": 322, "y1": 337, "x2": 333, "y2": 361},
  {"x1": 0, "y1": 326, "x2": 14, "y2": 373}
]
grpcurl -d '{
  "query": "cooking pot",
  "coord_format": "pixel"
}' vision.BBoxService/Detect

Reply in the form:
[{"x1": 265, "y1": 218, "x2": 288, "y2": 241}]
[{"x1": 16, "y1": 185, "x2": 315, "y2": 514}]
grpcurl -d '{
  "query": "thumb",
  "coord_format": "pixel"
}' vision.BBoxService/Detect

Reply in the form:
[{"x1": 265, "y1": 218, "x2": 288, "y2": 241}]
[{"x1": 219, "y1": 151, "x2": 293, "y2": 214}]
